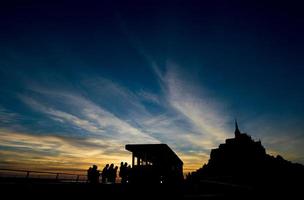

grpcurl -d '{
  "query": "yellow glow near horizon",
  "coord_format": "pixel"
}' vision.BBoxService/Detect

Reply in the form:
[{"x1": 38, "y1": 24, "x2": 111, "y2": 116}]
[{"x1": 0, "y1": 129, "x2": 206, "y2": 175}]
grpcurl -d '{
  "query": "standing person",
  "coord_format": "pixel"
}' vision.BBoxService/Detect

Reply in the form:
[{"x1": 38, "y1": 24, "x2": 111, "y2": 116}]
[
  {"x1": 124, "y1": 162, "x2": 128, "y2": 176},
  {"x1": 127, "y1": 165, "x2": 132, "y2": 183},
  {"x1": 91, "y1": 165, "x2": 100, "y2": 184},
  {"x1": 119, "y1": 162, "x2": 125, "y2": 184},
  {"x1": 113, "y1": 166, "x2": 118, "y2": 184},
  {"x1": 87, "y1": 166, "x2": 93, "y2": 183},
  {"x1": 119, "y1": 162, "x2": 124, "y2": 180},
  {"x1": 120, "y1": 162, "x2": 129, "y2": 184},
  {"x1": 108, "y1": 164, "x2": 114, "y2": 183},
  {"x1": 101, "y1": 164, "x2": 109, "y2": 184}
]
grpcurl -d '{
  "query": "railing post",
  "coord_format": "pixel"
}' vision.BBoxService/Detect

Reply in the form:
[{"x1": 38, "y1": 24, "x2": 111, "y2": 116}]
[
  {"x1": 56, "y1": 173, "x2": 59, "y2": 181},
  {"x1": 26, "y1": 171, "x2": 30, "y2": 179},
  {"x1": 76, "y1": 175, "x2": 79, "y2": 183}
]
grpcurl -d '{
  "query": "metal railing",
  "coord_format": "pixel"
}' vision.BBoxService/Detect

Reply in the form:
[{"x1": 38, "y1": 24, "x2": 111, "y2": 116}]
[{"x1": 0, "y1": 168, "x2": 88, "y2": 183}]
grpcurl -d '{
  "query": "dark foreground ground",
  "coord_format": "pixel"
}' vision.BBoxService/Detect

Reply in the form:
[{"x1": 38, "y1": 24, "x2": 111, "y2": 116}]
[{"x1": 1, "y1": 178, "x2": 301, "y2": 199}]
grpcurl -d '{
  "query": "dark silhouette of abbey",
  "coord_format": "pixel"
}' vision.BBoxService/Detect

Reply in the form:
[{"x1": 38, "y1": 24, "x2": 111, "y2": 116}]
[
  {"x1": 187, "y1": 120, "x2": 304, "y2": 197},
  {"x1": 125, "y1": 144, "x2": 183, "y2": 184}
]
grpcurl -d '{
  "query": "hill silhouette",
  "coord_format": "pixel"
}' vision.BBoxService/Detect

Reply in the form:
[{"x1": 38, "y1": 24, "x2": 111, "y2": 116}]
[{"x1": 187, "y1": 121, "x2": 304, "y2": 197}]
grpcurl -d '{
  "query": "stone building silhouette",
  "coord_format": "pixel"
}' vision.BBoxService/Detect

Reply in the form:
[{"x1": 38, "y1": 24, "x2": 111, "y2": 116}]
[
  {"x1": 188, "y1": 120, "x2": 304, "y2": 195},
  {"x1": 205, "y1": 120, "x2": 266, "y2": 180}
]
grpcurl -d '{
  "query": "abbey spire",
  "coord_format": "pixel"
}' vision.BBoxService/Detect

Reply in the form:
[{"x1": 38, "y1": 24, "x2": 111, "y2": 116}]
[{"x1": 234, "y1": 119, "x2": 241, "y2": 138}]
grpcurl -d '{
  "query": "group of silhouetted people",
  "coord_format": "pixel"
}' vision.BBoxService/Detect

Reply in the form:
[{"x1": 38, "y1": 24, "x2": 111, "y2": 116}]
[
  {"x1": 87, "y1": 162, "x2": 131, "y2": 184},
  {"x1": 119, "y1": 162, "x2": 131, "y2": 184},
  {"x1": 87, "y1": 165, "x2": 100, "y2": 184},
  {"x1": 101, "y1": 163, "x2": 118, "y2": 184}
]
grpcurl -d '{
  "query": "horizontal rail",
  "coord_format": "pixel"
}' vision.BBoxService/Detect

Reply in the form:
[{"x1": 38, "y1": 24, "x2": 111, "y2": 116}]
[
  {"x1": 0, "y1": 168, "x2": 87, "y2": 182},
  {"x1": 0, "y1": 168, "x2": 86, "y2": 176}
]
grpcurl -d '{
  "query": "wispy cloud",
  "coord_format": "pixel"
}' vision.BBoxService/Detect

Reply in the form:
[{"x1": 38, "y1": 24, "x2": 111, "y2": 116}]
[
  {"x1": 162, "y1": 63, "x2": 231, "y2": 146},
  {"x1": 0, "y1": 78, "x2": 166, "y2": 171},
  {"x1": 137, "y1": 90, "x2": 161, "y2": 105},
  {"x1": 0, "y1": 129, "x2": 131, "y2": 172},
  {"x1": 0, "y1": 106, "x2": 22, "y2": 124},
  {"x1": 20, "y1": 90, "x2": 158, "y2": 144},
  {"x1": 1, "y1": 64, "x2": 302, "y2": 174},
  {"x1": 12, "y1": 74, "x2": 215, "y2": 172}
]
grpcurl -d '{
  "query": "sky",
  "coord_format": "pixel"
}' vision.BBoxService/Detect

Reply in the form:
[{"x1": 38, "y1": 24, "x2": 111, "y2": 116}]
[{"x1": 0, "y1": 0, "x2": 304, "y2": 174}]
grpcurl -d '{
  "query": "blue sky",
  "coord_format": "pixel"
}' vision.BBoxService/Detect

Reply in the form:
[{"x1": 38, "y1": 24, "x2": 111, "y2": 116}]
[{"x1": 0, "y1": 0, "x2": 304, "y2": 172}]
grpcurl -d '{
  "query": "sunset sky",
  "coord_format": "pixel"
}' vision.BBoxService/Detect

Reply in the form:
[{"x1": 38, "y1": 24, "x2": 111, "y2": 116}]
[{"x1": 0, "y1": 0, "x2": 304, "y2": 174}]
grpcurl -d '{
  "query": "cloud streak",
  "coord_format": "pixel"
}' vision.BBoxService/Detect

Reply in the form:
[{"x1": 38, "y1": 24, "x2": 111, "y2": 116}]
[
  {"x1": 161, "y1": 63, "x2": 231, "y2": 146},
  {"x1": 12, "y1": 74, "x2": 213, "y2": 172},
  {"x1": 20, "y1": 87, "x2": 159, "y2": 144},
  {"x1": 1, "y1": 65, "x2": 303, "y2": 174},
  {"x1": 0, "y1": 129, "x2": 131, "y2": 172}
]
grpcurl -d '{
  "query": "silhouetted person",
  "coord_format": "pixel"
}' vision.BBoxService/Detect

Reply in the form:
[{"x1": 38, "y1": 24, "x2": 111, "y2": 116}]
[
  {"x1": 124, "y1": 162, "x2": 128, "y2": 173},
  {"x1": 119, "y1": 162, "x2": 124, "y2": 177},
  {"x1": 87, "y1": 167, "x2": 92, "y2": 183},
  {"x1": 101, "y1": 164, "x2": 109, "y2": 184},
  {"x1": 127, "y1": 165, "x2": 131, "y2": 183},
  {"x1": 92, "y1": 165, "x2": 100, "y2": 184},
  {"x1": 120, "y1": 162, "x2": 129, "y2": 184},
  {"x1": 88, "y1": 165, "x2": 100, "y2": 184},
  {"x1": 108, "y1": 164, "x2": 114, "y2": 183},
  {"x1": 113, "y1": 166, "x2": 118, "y2": 183}
]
